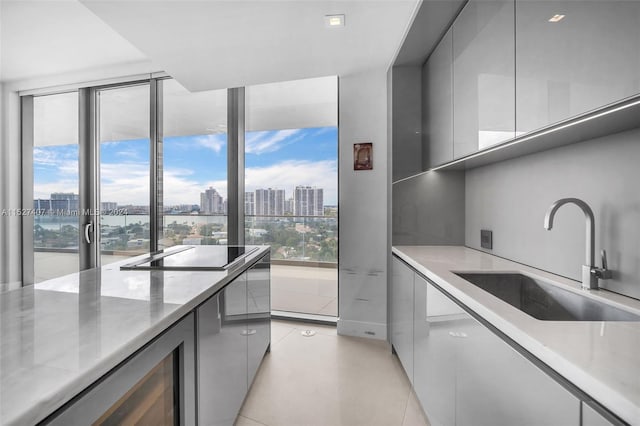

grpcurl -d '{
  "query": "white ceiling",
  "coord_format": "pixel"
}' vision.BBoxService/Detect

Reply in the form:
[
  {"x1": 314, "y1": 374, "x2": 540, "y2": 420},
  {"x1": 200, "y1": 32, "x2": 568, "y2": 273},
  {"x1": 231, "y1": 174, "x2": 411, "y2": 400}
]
[
  {"x1": 79, "y1": 0, "x2": 419, "y2": 92},
  {"x1": 2, "y1": 1, "x2": 413, "y2": 137},
  {"x1": 0, "y1": 0, "x2": 150, "y2": 83}
]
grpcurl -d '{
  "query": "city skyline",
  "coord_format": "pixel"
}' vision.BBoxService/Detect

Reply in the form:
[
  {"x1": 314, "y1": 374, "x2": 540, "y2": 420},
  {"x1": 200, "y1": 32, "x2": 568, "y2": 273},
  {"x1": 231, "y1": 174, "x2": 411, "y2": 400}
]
[{"x1": 33, "y1": 126, "x2": 338, "y2": 207}]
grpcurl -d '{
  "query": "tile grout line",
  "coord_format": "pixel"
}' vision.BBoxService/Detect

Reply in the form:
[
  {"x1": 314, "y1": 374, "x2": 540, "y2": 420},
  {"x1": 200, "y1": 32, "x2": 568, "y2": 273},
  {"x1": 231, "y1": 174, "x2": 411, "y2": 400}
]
[
  {"x1": 400, "y1": 387, "x2": 412, "y2": 426},
  {"x1": 237, "y1": 414, "x2": 271, "y2": 426}
]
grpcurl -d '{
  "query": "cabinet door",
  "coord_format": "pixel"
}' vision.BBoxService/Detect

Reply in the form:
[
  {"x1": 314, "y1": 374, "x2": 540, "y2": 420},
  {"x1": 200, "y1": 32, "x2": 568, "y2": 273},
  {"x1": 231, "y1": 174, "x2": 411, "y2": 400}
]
[
  {"x1": 414, "y1": 275, "x2": 465, "y2": 426},
  {"x1": 247, "y1": 254, "x2": 271, "y2": 387},
  {"x1": 515, "y1": 0, "x2": 640, "y2": 135},
  {"x1": 391, "y1": 257, "x2": 415, "y2": 382},
  {"x1": 453, "y1": 0, "x2": 515, "y2": 157},
  {"x1": 582, "y1": 402, "x2": 624, "y2": 426},
  {"x1": 455, "y1": 309, "x2": 580, "y2": 425},
  {"x1": 197, "y1": 274, "x2": 248, "y2": 426},
  {"x1": 423, "y1": 28, "x2": 454, "y2": 169}
]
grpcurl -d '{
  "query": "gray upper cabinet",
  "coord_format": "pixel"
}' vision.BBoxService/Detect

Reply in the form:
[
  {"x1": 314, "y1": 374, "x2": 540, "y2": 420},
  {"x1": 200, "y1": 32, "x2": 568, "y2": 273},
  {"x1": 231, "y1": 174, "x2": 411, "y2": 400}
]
[
  {"x1": 515, "y1": 0, "x2": 640, "y2": 135},
  {"x1": 423, "y1": 28, "x2": 454, "y2": 169},
  {"x1": 392, "y1": 67, "x2": 423, "y2": 182},
  {"x1": 453, "y1": 0, "x2": 515, "y2": 158}
]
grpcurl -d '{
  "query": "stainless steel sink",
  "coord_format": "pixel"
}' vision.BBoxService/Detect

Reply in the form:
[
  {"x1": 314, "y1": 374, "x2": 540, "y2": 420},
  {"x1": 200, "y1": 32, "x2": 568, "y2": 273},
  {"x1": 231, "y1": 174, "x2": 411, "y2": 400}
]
[{"x1": 454, "y1": 272, "x2": 640, "y2": 321}]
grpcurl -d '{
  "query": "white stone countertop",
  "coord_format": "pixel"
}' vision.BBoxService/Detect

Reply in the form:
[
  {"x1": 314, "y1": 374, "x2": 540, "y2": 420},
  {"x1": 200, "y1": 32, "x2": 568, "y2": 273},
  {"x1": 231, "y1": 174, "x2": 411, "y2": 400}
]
[
  {"x1": 393, "y1": 246, "x2": 640, "y2": 426},
  {"x1": 0, "y1": 245, "x2": 269, "y2": 426}
]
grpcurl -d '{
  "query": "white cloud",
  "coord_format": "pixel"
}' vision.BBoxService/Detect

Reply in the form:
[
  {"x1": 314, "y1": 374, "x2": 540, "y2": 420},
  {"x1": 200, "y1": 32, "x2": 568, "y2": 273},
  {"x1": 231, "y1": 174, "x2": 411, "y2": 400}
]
[
  {"x1": 195, "y1": 134, "x2": 226, "y2": 154},
  {"x1": 32, "y1": 159, "x2": 337, "y2": 209},
  {"x1": 162, "y1": 168, "x2": 225, "y2": 206},
  {"x1": 245, "y1": 129, "x2": 303, "y2": 155},
  {"x1": 100, "y1": 162, "x2": 150, "y2": 205},
  {"x1": 34, "y1": 179, "x2": 79, "y2": 199}
]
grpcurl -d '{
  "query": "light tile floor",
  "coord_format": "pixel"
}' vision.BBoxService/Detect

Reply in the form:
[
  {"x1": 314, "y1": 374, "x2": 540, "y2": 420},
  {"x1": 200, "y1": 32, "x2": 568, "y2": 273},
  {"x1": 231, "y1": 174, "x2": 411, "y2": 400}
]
[
  {"x1": 236, "y1": 320, "x2": 431, "y2": 426},
  {"x1": 270, "y1": 265, "x2": 337, "y2": 317}
]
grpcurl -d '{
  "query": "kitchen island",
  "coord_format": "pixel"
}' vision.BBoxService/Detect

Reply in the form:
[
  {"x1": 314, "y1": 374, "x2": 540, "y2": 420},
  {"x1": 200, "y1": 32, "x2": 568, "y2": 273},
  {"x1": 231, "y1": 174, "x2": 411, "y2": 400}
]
[{"x1": 0, "y1": 245, "x2": 270, "y2": 425}]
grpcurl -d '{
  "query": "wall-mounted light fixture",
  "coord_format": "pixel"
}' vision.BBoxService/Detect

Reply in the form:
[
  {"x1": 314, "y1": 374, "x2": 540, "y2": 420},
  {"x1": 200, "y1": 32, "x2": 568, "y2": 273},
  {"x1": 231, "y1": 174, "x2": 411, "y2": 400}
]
[
  {"x1": 325, "y1": 14, "x2": 345, "y2": 27},
  {"x1": 548, "y1": 14, "x2": 566, "y2": 23}
]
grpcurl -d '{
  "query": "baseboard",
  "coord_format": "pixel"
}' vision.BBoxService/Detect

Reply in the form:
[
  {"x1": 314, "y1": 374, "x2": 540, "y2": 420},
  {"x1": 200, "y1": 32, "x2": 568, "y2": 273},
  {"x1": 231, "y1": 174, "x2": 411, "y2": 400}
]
[{"x1": 337, "y1": 319, "x2": 387, "y2": 340}]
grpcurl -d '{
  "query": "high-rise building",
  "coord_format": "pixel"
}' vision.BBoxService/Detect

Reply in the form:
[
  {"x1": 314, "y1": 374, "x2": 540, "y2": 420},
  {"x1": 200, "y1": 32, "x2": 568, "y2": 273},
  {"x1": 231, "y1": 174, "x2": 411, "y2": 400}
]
[
  {"x1": 245, "y1": 192, "x2": 255, "y2": 216},
  {"x1": 50, "y1": 192, "x2": 79, "y2": 212},
  {"x1": 294, "y1": 186, "x2": 323, "y2": 216},
  {"x1": 200, "y1": 187, "x2": 225, "y2": 214},
  {"x1": 285, "y1": 198, "x2": 294, "y2": 215},
  {"x1": 101, "y1": 202, "x2": 118, "y2": 211},
  {"x1": 255, "y1": 188, "x2": 285, "y2": 216}
]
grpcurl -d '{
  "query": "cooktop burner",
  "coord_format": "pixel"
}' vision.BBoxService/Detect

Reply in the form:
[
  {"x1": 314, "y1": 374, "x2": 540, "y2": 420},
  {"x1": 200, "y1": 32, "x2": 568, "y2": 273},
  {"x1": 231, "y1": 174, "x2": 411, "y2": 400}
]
[{"x1": 120, "y1": 245, "x2": 259, "y2": 271}]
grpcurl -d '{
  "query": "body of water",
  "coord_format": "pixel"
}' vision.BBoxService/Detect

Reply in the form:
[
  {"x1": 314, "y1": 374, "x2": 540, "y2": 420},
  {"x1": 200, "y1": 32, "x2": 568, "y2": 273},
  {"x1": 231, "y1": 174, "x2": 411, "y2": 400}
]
[{"x1": 35, "y1": 214, "x2": 228, "y2": 230}]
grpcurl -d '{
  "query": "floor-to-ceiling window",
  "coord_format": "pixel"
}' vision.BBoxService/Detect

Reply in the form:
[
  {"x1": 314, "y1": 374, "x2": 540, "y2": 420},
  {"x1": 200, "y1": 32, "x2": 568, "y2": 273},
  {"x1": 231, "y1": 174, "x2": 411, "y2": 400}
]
[
  {"x1": 23, "y1": 76, "x2": 338, "y2": 319},
  {"x1": 244, "y1": 76, "x2": 338, "y2": 318},
  {"x1": 31, "y1": 92, "x2": 79, "y2": 282},
  {"x1": 97, "y1": 84, "x2": 151, "y2": 265},
  {"x1": 161, "y1": 79, "x2": 228, "y2": 248}
]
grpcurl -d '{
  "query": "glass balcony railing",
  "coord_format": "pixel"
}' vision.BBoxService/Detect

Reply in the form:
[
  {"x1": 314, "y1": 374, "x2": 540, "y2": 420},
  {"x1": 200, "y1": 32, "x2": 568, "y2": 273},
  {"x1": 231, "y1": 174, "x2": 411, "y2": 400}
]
[
  {"x1": 32, "y1": 213, "x2": 338, "y2": 317},
  {"x1": 244, "y1": 215, "x2": 337, "y2": 265}
]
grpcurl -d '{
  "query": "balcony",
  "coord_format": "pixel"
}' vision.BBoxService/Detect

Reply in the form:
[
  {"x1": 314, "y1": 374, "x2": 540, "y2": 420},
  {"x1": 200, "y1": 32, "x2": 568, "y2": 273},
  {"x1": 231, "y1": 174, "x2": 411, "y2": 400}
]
[
  {"x1": 31, "y1": 214, "x2": 338, "y2": 317},
  {"x1": 32, "y1": 252, "x2": 337, "y2": 317}
]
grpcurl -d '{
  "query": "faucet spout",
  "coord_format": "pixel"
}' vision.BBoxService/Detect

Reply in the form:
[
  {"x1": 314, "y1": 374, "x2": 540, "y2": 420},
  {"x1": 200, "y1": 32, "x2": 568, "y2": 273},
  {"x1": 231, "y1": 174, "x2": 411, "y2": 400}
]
[
  {"x1": 543, "y1": 198, "x2": 595, "y2": 268},
  {"x1": 544, "y1": 198, "x2": 597, "y2": 289}
]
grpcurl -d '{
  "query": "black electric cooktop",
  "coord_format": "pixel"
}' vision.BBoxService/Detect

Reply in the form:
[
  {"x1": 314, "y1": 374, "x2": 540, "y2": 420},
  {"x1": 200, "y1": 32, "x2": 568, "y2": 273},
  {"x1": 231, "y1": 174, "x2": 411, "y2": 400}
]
[{"x1": 120, "y1": 245, "x2": 259, "y2": 271}]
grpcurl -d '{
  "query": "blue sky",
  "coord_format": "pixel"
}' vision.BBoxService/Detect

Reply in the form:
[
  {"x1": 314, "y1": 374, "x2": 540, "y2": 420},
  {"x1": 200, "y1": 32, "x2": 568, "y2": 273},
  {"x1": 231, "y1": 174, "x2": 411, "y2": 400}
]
[{"x1": 33, "y1": 126, "x2": 338, "y2": 206}]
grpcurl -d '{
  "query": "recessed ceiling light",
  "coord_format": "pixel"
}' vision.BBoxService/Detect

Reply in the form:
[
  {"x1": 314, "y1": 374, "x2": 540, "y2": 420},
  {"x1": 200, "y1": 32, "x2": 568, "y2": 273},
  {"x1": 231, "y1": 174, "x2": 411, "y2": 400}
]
[
  {"x1": 325, "y1": 14, "x2": 345, "y2": 28},
  {"x1": 548, "y1": 14, "x2": 565, "y2": 22}
]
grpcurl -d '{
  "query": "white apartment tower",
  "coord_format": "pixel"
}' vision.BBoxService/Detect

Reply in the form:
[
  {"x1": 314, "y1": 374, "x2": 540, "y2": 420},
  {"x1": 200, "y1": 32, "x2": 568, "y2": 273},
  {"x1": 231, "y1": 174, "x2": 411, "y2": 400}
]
[
  {"x1": 255, "y1": 188, "x2": 285, "y2": 216},
  {"x1": 245, "y1": 192, "x2": 255, "y2": 216},
  {"x1": 200, "y1": 187, "x2": 225, "y2": 214},
  {"x1": 294, "y1": 186, "x2": 323, "y2": 216}
]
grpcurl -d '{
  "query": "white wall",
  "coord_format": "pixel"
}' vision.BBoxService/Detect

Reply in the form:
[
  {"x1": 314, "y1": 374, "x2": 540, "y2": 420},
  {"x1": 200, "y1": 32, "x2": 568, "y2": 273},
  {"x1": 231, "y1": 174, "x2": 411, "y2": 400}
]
[
  {"x1": 0, "y1": 83, "x2": 21, "y2": 286},
  {"x1": 337, "y1": 68, "x2": 389, "y2": 340}
]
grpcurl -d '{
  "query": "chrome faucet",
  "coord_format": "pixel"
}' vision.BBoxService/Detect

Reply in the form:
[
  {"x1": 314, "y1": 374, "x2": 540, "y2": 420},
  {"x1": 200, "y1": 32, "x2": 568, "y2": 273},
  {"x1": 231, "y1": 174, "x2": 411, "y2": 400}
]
[{"x1": 544, "y1": 198, "x2": 612, "y2": 290}]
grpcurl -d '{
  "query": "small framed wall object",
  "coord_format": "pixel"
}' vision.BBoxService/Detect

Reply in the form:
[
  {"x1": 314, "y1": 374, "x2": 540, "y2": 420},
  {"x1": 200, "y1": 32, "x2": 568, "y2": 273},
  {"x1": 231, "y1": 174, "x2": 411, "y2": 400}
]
[{"x1": 353, "y1": 142, "x2": 373, "y2": 170}]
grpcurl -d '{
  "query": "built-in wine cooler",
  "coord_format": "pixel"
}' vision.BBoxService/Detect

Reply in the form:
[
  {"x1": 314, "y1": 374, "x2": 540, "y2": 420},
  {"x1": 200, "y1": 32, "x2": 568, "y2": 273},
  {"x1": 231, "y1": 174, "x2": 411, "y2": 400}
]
[
  {"x1": 93, "y1": 351, "x2": 178, "y2": 425},
  {"x1": 44, "y1": 314, "x2": 196, "y2": 426}
]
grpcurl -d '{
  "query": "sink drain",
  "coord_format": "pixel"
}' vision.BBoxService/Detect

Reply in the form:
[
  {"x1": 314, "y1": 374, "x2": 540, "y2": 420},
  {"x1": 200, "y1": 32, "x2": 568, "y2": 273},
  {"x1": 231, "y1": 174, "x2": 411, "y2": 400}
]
[{"x1": 301, "y1": 330, "x2": 316, "y2": 337}]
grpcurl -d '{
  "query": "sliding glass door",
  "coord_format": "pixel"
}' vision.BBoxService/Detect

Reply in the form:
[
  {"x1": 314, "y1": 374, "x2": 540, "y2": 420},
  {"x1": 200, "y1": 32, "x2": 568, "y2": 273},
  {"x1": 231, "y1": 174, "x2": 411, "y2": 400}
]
[
  {"x1": 30, "y1": 92, "x2": 80, "y2": 283},
  {"x1": 97, "y1": 84, "x2": 151, "y2": 265},
  {"x1": 23, "y1": 83, "x2": 153, "y2": 283}
]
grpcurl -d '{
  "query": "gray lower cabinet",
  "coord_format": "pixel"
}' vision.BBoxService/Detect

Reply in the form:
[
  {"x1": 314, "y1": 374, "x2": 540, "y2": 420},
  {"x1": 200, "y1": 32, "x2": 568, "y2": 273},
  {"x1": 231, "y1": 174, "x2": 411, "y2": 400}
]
[
  {"x1": 414, "y1": 274, "x2": 462, "y2": 426},
  {"x1": 454, "y1": 302, "x2": 580, "y2": 425},
  {"x1": 391, "y1": 257, "x2": 415, "y2": 383},
  {"x1": 247, "y1": 253, "x2": 271, "y2": 386},
  {"x1": 582, "y1": 402, "x2": 625, "y2": 426},
  {"x1": 393, "y1": 254, "x2": 583, "y2": 426},
  {"x1": 197, "y1": 273, "x2": 248, "y2": 426}
]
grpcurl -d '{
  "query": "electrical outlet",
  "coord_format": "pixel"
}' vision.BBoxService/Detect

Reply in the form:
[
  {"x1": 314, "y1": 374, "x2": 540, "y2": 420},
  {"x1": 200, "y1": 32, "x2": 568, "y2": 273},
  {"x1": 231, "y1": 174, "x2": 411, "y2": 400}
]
[{"x1": 481, "y1": 230, "x2": 492, "y2": 249}]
